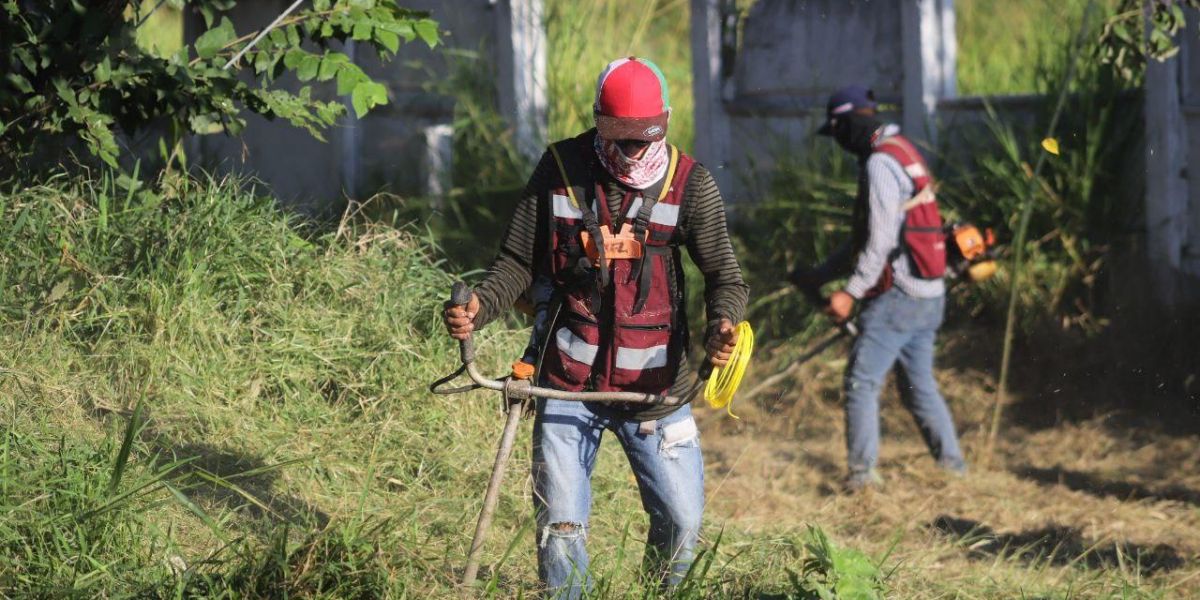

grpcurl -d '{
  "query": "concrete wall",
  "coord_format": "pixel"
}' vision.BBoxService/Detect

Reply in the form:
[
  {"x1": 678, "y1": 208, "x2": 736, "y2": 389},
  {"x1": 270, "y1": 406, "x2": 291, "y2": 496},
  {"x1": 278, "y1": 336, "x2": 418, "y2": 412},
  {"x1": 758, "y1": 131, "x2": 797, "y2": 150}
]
[
  {"x1": 691, "y1": 0, "x2": 956, "y2": 202},
  {"x1": 186, "y1": 0, "x2": 546, "y2": 213},
  {"x1": 1144, "y1": 8, "x2": 1200, "y2": 305}
]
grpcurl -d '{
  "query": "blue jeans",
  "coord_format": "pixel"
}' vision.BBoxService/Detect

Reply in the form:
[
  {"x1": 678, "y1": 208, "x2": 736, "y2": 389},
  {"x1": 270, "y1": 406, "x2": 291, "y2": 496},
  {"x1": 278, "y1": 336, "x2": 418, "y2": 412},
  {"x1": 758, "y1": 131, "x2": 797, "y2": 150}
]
[
  {"x1": 845, "y1": 289, "x2": 964, "y2": 474},
  {"x1": 532, "y1": 399, "x2": 704, "y2": 598}
]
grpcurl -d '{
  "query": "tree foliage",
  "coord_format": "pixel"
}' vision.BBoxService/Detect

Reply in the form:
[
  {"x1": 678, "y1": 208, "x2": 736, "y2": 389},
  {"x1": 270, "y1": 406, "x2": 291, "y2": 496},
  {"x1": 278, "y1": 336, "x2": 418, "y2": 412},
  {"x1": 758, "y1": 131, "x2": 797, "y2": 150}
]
[
  {"x1": 0, "y1": 0, "x2": 439, "y2": 172},
  {"x1": 1097, "y1": 0, "x2": 1200, "y2": 82}
]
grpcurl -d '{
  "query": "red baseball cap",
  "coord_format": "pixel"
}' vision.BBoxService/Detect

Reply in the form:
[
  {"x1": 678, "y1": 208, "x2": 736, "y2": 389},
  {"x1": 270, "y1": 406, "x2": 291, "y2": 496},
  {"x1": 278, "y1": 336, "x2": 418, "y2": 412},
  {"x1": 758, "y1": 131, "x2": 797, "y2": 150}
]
[{"x1": 593, "y1": 57, "x2": 670, "y2": 142}]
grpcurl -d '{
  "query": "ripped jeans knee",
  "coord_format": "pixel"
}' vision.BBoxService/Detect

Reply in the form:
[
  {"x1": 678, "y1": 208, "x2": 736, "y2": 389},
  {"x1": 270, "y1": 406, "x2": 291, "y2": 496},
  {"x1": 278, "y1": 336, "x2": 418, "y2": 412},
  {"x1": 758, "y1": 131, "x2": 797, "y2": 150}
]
[
  {"x1": 658, "y1": 417, "x2": 700, "y2": 460},
  {"x1": 540, "y1": 521, "x2": 587, "y2": 549}
]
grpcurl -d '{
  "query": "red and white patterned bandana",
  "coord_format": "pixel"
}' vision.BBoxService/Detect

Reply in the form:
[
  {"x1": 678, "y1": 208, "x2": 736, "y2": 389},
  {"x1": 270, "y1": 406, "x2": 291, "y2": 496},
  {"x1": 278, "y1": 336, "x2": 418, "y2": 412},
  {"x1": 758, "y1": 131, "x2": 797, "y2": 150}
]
[{"x1": 593, "y1": 134, "x2": 669, "y2": 190}]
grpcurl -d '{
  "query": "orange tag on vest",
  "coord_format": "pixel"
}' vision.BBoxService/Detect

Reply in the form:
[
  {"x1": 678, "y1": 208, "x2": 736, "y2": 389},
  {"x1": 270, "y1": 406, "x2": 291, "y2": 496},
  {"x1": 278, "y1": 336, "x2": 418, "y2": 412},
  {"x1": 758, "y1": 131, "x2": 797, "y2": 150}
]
[{"x1": 580, "y1": 224, "x2": 643, "y2": 264}]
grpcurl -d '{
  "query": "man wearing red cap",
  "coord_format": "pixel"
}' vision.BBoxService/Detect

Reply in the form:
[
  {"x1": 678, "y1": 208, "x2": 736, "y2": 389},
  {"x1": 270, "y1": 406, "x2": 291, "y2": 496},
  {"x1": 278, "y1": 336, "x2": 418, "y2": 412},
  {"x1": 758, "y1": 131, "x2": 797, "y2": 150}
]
[{"x1": 443, "y1": 57, "x2": 748, "y2": 596}]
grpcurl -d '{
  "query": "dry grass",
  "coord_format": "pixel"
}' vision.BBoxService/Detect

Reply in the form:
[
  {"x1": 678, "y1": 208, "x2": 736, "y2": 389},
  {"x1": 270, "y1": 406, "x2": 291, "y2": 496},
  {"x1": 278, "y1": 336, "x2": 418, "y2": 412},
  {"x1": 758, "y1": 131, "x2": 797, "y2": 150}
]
[{"x1": 696, "y1": 320, "x2": 1200, "y2": 599}]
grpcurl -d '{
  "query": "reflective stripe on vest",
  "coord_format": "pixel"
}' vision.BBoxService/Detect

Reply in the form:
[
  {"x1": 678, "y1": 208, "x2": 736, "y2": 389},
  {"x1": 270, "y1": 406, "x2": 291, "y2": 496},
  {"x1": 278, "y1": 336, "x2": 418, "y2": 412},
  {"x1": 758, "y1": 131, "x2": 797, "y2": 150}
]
[
  {"x1": 649, "y1": 202, "x2": 680, "y2": 227},
  {"x1": 555, "y1": 327, "x2": 598, "y2": 365},
  {"x1": 614, "y1": 344, "x2": 669, "y2": 370},
  {"x1": 625, "y1": 197, "x2": 643, "y2": 220}
]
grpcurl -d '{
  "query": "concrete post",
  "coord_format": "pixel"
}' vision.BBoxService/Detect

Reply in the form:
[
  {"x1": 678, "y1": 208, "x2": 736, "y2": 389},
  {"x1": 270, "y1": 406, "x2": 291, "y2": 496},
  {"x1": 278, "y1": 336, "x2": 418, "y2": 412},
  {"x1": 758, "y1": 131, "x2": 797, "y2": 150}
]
[
  {"x1": 423, "y1": 124, "x2": 454, "y2": 200},
  {"x1": 901, "y1": 0, "x2": 957, "y2": 146},
  {"x1": 690, "y1": 0, "x2": 736, "y2": 198},
  {"x1": 494, "y1": 0, "x2": 548, "y2": 163},
  {"x1": 1143, "y1": 12, "x2": 1193, "y2": 304}
]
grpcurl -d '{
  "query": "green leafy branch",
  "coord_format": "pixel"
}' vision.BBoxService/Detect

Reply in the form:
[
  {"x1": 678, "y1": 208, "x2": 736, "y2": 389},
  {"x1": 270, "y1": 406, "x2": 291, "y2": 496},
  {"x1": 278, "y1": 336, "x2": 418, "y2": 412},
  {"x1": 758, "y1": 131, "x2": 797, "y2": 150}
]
[
  {"x1": 0, "y1": 0, "x2": 440, "y2": 174},
  {"x1": 1096, "y1": 0, "x2": 1199, "y2": 82}
]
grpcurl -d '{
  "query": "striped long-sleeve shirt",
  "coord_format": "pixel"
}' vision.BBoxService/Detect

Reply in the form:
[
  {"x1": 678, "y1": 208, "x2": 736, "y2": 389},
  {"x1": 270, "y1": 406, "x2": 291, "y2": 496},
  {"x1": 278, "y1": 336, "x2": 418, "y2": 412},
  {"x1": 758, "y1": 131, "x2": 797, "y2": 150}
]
[
  {"x1": 845, "y1": 142, "x2": 946, "y2": 299},
  {"x1": 471, "y1": 138, "x2": 749, "y2": 419}
]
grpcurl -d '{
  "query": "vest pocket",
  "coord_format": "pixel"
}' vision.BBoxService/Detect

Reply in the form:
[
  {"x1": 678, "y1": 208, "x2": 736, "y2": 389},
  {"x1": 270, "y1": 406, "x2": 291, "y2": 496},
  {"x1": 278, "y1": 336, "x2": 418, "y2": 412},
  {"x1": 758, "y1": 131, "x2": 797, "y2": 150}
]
[
  {"x1": 609, "y1": 322, "x2": 673, "y2": 391},
  {"x1": 542, "y1": 316, "x2": 600, "y2": 390}
]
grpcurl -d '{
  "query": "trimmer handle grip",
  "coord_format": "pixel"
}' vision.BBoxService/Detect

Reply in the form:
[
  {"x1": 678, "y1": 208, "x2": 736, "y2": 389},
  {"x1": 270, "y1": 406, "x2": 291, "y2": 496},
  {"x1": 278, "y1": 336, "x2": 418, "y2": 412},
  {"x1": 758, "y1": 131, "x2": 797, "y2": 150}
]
[
  {"x1": 698, "y1": 361, "x2": 714, "y2": 381},
  {"x1": 451, "y1": 281, "x2": 473, "y2": 307},
  {"x1": 449, "y1": 281, "x2": 476, "y2": 364}
]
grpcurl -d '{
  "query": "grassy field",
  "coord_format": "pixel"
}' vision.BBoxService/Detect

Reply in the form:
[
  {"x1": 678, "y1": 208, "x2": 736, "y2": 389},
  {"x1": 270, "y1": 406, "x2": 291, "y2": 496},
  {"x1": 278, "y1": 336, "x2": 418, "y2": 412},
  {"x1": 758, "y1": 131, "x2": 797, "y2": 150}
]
[
  {"x1": 3, "y1": 1, "x2": 1196, "y2": 598},
  {"x1": 2, "y1": 173, "x2": 1196, "y2": 598}
]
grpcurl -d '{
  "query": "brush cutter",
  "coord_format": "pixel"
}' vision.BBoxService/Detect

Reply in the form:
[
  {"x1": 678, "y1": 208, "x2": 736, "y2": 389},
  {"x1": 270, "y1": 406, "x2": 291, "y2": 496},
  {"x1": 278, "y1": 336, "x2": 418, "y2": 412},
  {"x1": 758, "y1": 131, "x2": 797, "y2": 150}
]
[
  {"x1": 430, "y1": 282, "x2": 754, "y2": 588},
  {"x1": 749, "y1": 222, "x2": 1000, "y2": 400}
]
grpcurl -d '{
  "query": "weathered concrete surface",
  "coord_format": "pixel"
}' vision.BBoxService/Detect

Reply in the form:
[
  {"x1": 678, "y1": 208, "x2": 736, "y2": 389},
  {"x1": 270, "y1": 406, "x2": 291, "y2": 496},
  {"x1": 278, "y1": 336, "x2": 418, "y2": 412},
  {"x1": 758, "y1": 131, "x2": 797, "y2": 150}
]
[
  {"x1": 733, "y1": 1, "x2": 905, "y2": 106},
  {"x1": 690, "y1": 0, "x2": 737, "y2": 197},
  {"x1": 1144, "y1": 8, "x2": 1200, "y2": 305},
  {"x1": 186, "y1": 0, "x2": 546, "y2": 212},
  {"x1": 693, "y1": 0, "x2": 956, "y2": 204}
]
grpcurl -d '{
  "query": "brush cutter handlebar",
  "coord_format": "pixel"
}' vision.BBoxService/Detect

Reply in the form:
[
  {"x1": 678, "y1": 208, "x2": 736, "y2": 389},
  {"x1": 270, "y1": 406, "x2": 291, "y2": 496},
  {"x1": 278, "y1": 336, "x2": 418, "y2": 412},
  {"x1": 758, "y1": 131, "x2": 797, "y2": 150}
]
[{"x1": 431, "y1": 282, "x2": 698, "y2": 406}]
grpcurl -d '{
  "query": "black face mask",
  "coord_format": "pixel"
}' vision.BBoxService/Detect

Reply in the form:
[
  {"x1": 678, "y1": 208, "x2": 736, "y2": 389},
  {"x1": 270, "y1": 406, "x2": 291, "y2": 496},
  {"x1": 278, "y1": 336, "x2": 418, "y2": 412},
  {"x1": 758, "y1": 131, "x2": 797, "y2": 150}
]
[{"x1": 832, "y1": 112, "x2": 884, "y2": 158}]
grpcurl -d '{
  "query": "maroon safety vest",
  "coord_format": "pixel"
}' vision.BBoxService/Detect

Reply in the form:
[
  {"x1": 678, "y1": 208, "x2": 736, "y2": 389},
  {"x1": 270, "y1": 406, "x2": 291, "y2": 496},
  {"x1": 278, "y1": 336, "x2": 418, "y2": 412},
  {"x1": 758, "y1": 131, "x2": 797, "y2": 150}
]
[
  {"x1": 539, "y1": 130, "x2": 695, "y2": 396},
  {"x1": 853, "y1": 133, "x2": 946, "y2": 296}
]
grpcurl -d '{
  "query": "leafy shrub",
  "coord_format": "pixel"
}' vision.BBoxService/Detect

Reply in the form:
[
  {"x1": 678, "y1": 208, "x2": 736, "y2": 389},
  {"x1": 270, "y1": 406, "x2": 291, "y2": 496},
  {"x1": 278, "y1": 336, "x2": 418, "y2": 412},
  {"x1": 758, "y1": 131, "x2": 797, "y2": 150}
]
[{"x1": 0, "y1": 0, "x2": 438, "y2": 175}]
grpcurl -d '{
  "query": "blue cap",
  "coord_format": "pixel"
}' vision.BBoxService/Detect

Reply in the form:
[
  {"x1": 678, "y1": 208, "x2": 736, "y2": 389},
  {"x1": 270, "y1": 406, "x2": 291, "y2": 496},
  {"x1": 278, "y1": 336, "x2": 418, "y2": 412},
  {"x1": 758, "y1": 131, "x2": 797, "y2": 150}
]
[{"x1": 817, "y1": 85, "x2": 877, "y2": 135}]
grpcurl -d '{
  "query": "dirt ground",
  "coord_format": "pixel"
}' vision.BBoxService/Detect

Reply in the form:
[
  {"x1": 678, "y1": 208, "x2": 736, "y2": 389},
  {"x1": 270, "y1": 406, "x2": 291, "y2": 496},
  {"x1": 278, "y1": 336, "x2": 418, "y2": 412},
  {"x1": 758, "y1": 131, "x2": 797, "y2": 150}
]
[{"x1": 694, "y1": 323, "x2": 1200, "y2": 598}]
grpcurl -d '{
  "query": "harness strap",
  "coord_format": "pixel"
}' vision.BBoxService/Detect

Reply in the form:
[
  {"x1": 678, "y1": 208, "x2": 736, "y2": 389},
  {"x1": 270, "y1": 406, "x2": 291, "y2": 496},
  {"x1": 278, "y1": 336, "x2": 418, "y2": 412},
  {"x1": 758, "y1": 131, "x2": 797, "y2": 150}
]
[
  {"x1": 630, "y1": 145, "x2": 679, "y2": 314},
  {"x1": 877, "y1": 136, "x2": 932, "y2": 194},
  {"x1": 634, "y1": 246, "x2": 671, "y2": 314},
  {"x1": 549, "y1": 143, "x2": 583, "y2": 211},
  {"x1": 550, "y1": 142, "x2": 609, "y2": 310},
  {"x1": 901, "y1": 184, "x2": 937, "y2": 211}
]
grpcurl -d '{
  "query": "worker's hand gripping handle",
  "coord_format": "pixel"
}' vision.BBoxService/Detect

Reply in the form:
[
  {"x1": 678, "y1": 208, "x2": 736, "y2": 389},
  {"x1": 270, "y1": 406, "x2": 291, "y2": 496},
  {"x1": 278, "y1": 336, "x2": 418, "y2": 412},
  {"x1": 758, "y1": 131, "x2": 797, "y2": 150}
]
[{"x1": 450, "y1": 281, "x2": 476, "y2": 364}]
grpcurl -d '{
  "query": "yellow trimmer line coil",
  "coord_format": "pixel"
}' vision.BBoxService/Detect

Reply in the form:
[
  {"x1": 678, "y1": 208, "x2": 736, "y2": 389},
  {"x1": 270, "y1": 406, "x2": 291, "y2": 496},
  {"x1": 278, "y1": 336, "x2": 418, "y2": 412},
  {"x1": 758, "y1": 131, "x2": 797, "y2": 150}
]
[{"x1": 704, "y1": 321, "x2": 754, "y2": 418}]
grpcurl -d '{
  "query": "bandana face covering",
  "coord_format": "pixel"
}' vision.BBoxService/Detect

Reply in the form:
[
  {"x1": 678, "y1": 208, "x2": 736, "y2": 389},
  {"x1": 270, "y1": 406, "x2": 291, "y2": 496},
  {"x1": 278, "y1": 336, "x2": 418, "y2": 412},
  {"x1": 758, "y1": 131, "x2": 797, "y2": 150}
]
[
  {"x1": 833, "y1": 112, "x2": 885, "y2": 158},
  {"x1": 594, "y1": 134, "x2": 669, "y2": 190}
]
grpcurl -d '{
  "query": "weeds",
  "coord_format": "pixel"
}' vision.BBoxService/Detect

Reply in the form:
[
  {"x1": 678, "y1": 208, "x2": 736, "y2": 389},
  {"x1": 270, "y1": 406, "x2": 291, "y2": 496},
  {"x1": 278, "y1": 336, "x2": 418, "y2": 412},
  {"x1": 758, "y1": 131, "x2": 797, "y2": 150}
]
[
  {"x1": 1, "y1": 1, "x2": 1192, "y2": 597},
  {"x1": 0, "y1": 170, "x2": 485, "y2": 596},
  {"x1": 792, "y1": 525, "x2": 890, "y2": 600}
]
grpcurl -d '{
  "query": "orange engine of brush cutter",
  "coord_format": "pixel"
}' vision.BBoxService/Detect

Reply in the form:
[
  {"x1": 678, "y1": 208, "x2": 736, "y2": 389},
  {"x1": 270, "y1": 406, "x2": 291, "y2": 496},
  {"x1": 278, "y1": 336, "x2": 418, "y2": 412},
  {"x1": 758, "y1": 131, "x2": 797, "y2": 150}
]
[{"x1": 952, "y1": 224, "x2": 993, "y2": 262}]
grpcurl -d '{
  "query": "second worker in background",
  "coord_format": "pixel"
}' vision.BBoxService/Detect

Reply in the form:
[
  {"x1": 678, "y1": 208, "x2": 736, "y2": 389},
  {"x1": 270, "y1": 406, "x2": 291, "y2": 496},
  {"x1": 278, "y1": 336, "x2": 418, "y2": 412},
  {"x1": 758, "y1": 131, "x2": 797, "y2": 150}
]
[{"x1": 810, "y1": 85, "x2": 967, "y2": 492}]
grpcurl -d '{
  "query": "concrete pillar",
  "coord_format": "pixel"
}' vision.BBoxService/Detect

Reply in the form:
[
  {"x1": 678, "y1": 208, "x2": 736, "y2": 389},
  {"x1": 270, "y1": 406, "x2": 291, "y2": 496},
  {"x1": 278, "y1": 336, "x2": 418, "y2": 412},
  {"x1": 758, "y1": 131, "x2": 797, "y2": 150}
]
[
  {"x1": 901, "y1": 0, "x2": 957, "y2": 145},
  {"x1": 423, "y1": 124, "x2": 454, "y2": 199},
  {"x1": 690, "y1": 0, "x2": 736, "y2": 198},
  {"x1": 494, "y1": 0, "x2": 548, "y2": 162},
  {"x1": 693, "y1": 0, "x2": 958, "y2": 204},
  {"x1": 1143, "y1": 9, "x2": 1196, "y2": 305}
]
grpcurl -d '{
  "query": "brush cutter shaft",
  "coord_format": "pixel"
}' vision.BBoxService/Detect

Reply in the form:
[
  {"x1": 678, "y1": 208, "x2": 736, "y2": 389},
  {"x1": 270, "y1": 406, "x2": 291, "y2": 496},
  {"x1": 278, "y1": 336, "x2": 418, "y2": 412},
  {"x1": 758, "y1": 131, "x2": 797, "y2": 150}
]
[
  {"x1": 458, "y1": 360, "x2": 690, "y2": 405},
  {"x1": 461, "y1": 398, "x2": 523, "y2": 587}
]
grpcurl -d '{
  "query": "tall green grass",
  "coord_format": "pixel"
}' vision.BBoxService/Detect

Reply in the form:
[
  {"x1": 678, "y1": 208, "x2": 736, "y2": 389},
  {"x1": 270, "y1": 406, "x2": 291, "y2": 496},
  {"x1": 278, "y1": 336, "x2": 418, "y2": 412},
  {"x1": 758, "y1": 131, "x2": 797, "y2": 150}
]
[
  {"x1": 955, "y1": 0, "x2": 1110, "y2": 95},
  {"x1": 940, "y1": 11, "x2": 1142, "y2": 334},
  {"x1": 0, "y1": 170, "x2": 898, "y2": 597},
  {"x1": 0, "y1": 170, "x2": 484, "y2": 595}
]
